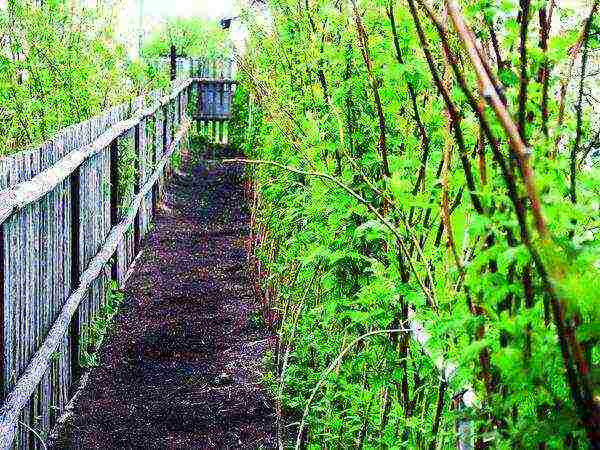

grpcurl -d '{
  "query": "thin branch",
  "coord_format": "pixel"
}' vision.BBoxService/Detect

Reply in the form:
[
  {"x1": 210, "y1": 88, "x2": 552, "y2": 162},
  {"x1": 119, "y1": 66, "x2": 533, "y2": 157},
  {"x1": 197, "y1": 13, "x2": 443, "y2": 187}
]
[
  {"x1": 538, "y1": 5, "x2": 551, "y2": 139},
  {"x1": 406, "y1": 0, "x2": 484, "y2": 216},
  {"x1": 554, "y1": 1, "x2": 599, "y2": 157},
  {"x1": 571, "y1": 2, "x2": 597, "y2": 204},
  {"x1": 291, "y1": 327, "x2": 412, "y2": 450},
  {"x1": 517, "y1": 0, "x2": 531, "y2": 141}
]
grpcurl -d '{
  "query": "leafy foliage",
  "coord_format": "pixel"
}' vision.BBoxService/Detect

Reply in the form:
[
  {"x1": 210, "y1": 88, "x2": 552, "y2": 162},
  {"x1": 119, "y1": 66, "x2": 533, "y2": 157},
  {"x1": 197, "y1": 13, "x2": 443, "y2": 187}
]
[
  {"x1": 229, "y1": 0, "x2": 600, "y2": 447},
  {"x1": 80, "y1": 280, "x2": 124, "y2": 368},
  {"x1": 0, "y1": 0, "x2": 166, "y2": 155}
]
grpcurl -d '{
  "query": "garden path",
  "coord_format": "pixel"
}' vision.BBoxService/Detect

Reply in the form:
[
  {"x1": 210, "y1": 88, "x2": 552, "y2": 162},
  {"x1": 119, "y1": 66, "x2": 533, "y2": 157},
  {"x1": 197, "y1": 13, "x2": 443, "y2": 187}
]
[{"x1": 53, "y1": 150, "x2": 277, "y2": 449}]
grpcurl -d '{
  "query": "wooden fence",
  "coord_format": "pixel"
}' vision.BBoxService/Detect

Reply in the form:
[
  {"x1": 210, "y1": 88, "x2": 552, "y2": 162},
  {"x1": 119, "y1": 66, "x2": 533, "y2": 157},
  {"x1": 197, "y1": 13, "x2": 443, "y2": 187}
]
[
  {"x1": 162, "y1": 56, "x2": 236, "y2": 144},
  {"x1": 195, "y1": 80, "x2": 237, "y2": 145},
  {"x1": 157, "y1": 56, "x2": 235, "y2": 81},
  {"x1": 0, "y1": 78, "x2": 198, "y2": 449}
]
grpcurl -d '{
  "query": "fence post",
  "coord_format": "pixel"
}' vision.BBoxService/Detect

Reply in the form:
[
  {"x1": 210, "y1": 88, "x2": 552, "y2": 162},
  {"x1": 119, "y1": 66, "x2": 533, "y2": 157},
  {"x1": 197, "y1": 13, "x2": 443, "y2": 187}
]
[
  {"x1": 170, "y1": 98, "x2": 176, "y2": 143},
  {"x1": 133, "y1": 124, "x2": 141, "y2": 254},
  {"x1": 0, "y1": 223, "x2": 4, "y2": 402},
  {"x1": 219, "y1": 81, "x2": 224, "y2": 119},
  {"x1": 69, "y1": 168, "x2": 81, "y2": 385},
  {"x1": 176, "y1": 93, "x2": 181, "y2": 128},
  {"x1": 170, "y1": 45, "x2": 177, "y2": 81},
  {"x1": 197, "y1": 81, "x2": 203, "y2": 134},
  {"x1": 162, "y1": 104, "x2": 169, "y2": 185},
  {"x1": 109, "y1": 139, "x2": 119, "y2": 281},
  {"x1": 152, "y1": 112, "x2": 159, "y2": 214}
]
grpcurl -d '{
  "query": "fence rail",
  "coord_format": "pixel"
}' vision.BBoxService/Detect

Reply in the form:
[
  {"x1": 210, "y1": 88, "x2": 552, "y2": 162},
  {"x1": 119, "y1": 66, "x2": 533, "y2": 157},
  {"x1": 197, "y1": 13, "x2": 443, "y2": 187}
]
[{"x1": 0, "y1": 78, "x2": 198, "y2": 450}]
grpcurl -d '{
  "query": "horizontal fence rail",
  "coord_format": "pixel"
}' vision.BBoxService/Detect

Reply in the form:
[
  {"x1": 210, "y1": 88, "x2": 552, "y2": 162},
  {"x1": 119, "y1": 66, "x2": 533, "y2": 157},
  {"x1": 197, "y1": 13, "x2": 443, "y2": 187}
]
[{"x1": 0, "y1": 77, "x2": 209, "y2": 450}]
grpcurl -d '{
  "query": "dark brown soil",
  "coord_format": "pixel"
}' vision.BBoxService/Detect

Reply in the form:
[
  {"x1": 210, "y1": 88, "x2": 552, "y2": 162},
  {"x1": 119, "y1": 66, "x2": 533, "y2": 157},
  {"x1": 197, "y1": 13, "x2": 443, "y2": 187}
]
[{"x1": 53, "y1": 151, "x2": 277, "y2": 449}]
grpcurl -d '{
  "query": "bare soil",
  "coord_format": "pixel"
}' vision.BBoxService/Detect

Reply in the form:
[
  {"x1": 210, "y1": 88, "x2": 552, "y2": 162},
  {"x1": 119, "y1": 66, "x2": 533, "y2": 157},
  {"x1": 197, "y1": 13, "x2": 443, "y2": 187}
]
[{"x1": 53, "y1": 150, "x2": 277, "y2": 449}]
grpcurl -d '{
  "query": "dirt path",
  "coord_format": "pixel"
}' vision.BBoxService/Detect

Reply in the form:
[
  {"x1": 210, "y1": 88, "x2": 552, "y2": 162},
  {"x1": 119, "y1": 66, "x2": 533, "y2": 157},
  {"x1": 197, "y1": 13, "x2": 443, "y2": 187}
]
[{"x1": 53, "y1": 152, "x2": 277, "y2": 449}]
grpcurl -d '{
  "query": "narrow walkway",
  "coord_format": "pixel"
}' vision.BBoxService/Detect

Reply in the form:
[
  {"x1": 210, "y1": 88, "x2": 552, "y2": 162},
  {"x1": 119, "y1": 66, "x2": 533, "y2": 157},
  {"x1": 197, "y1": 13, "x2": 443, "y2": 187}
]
[{"x1": 54, "y1": 152, "x2": 277, "y2": 449}]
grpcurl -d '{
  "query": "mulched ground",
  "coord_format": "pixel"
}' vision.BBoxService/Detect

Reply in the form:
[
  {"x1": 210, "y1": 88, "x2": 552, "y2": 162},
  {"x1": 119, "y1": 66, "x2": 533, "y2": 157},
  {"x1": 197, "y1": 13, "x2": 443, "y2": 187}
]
[{"x1": 53, "y1": 149, "x2": 277, "y2": 449}]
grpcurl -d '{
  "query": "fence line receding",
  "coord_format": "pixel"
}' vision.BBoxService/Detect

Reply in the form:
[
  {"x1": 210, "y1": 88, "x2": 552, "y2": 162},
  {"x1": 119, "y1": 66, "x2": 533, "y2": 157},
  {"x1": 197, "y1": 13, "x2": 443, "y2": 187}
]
[{"x1": 0, "y1": 63, "x2": 235, "y2": 449}]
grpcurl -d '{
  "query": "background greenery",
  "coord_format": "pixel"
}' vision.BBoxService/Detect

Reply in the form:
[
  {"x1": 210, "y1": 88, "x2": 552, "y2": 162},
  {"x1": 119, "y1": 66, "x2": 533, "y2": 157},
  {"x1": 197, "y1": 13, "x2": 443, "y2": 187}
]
[
  {"x1": 0, "y1": 0, "x2": 166, "y2": 155},
  {"x1": 141, "y1": 16, "x2": 232, "y2": 60},
  {"x1": 0, "y1": 2, "x2": 232, "y2": 157}
]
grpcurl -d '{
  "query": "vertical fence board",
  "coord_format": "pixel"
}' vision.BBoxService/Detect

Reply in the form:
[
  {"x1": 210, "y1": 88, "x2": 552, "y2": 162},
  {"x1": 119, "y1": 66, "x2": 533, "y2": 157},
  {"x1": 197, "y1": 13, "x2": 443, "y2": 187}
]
[{"x1": 0, "y1": 160, "x2": 7, "y2": 405}]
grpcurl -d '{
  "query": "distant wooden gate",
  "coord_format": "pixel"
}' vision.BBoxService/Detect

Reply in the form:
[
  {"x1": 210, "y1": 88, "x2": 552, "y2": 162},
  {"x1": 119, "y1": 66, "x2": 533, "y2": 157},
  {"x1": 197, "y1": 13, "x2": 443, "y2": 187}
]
[
  {"x1": 196, "y1": 80, "x2": 236, "y2": 120},
  {"x1": 194, "y1": 79, "x2": 237, "y2": 144}
]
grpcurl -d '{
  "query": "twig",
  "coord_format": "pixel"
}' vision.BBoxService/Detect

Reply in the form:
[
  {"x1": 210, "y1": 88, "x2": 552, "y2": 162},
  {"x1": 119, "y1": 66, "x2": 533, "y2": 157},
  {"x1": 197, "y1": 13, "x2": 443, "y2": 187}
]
[
  {"x1": 554, "y1": 1, "x2": 599, "y2": 157},
  {"x1": 571, "y1": 1, "x2": 598, "y2": 204},
  {"x1": 351, "y1": 0, "x2": 391, "y2": 178},
  {"x1": 17, "y1": 421, "x2": 47, "y2": 450},
  {"x1": 538, "y1": 5, "x2": 551, "y2": 139},
  {"x1": 517, "y1": 0, "x2": 531, "y2": 141}
]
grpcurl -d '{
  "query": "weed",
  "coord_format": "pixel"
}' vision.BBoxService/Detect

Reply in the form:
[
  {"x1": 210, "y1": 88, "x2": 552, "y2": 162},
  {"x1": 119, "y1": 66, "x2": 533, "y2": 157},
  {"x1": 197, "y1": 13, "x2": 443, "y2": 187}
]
[
  {"x1": 80, "y1": 280, "x2": 125, "y2": 369},
  {"x1": 248, "y1": 310, "x2": 266, "y2": 330}
]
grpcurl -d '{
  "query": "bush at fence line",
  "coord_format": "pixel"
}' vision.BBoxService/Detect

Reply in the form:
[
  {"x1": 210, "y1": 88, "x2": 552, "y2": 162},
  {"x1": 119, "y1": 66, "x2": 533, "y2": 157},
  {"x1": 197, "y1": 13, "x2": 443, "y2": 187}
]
[{"x1": 0, "y1": 1, "x2": 168, "y2": 156}]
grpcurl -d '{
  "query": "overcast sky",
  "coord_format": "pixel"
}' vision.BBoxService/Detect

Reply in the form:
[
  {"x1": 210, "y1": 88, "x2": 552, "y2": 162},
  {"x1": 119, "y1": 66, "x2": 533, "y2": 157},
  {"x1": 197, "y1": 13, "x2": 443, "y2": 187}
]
[
  {"x1": 141, "y1": 0, "x2": 236, "y2": 20},
  {"x1": 115, "y1": 0, "x2": 243, "y2": 55}
]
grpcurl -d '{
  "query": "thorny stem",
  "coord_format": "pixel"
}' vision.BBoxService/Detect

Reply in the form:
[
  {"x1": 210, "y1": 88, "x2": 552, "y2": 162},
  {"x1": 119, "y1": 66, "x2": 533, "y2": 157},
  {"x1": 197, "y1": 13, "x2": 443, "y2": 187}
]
[
  {"x1": 441, "y1": 128, "x2": 461, "y2": 269},
  {"x1": 415, "y1": 0, "x2": 529, "y2": 248},
  {"x1": 554, "y1": 1, "x2": 598, "y2": 157},
  {"x1": 301, "y1": 0, "x2": 343, "y2": 175},
  {"x1": 405, "y1": 0, "x2": 484, "y2": 217},
  {"x1": 571, "y1": 2, "x2": 597, "y2": 204},
  {"x1": 429, "y1": 379, "x2": 447, "y2": 450},
  {"x1": 538, "y1": 5, "x2": 551, "y2": 139},
  {"x1": 486, "y1": 16, "x2": 504, "y2": 72},
  {"x1": 406, "y1": 0, "x2": 497, "y2": 410},
  {"x1": 517, "y1": 0, "x2": 531, "y2": 142}
]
